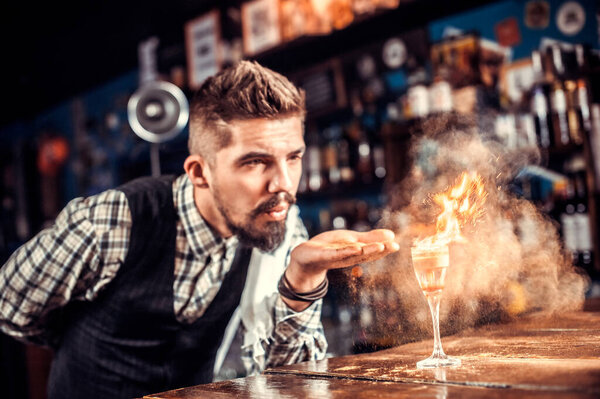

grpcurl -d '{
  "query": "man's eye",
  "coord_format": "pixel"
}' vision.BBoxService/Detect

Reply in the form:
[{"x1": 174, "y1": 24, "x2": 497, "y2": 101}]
[{"x1": 245, "y1": 159, "x2": 265, "y2": 166}]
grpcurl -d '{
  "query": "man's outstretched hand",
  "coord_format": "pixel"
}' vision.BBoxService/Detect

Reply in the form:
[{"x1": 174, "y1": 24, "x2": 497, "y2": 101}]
[{"x1": 283, "y1": 229, "x2": 399, "y2": 311}]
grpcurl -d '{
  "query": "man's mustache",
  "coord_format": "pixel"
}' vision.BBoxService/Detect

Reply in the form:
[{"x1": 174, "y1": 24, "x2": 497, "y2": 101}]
[{"x1": 252, "y1": 192, "x2": 296, "y2": 217}]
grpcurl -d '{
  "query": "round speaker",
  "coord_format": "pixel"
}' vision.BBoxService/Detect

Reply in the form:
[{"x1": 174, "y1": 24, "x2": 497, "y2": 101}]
[{"x1": 127, "y1": 81, "x2": 189, "y2": 143}]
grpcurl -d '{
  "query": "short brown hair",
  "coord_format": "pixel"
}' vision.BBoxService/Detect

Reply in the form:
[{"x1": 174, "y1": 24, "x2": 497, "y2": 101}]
[{"x1": 188, "y1": 61, "x2": 306, "y2": 158}]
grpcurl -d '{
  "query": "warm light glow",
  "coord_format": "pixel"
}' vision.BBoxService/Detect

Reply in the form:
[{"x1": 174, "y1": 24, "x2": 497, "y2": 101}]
[{"x1": 414, "y1": 171, "x2": 487, "y2": 249}]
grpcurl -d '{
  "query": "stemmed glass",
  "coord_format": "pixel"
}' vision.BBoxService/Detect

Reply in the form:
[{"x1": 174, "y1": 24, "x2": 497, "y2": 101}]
[{"x1": 411, "y1": 243, "x2": 461, "y2": 368}]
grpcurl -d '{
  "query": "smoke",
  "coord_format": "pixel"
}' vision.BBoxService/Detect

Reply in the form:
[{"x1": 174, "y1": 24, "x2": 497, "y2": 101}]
[{"x1": 356, "y1": 113, "x2": 590, "y2": 346}]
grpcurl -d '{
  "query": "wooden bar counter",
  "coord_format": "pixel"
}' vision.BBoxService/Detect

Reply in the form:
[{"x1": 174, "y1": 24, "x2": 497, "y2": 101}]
[{"x1": 145, "y1": 302, "x2": 600, "y2": 398}]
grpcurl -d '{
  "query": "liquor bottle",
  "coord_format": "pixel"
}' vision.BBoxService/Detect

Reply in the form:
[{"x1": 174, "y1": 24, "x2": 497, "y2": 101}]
[
  {"x1": 548, "y1": 45, "x2": 570, "y2": 147},
  {"x1": 356, "y1": 128, "x2": 373, "y2": 184},
  {"x1": 370, "y1": 108, "x2": 386, "y2": 181},
  {"x1": 495, "y1": 113, "x2": 518, "y2": 149},
  {"x1": 530, "y1": 50, "x2": 553, "y2": 148},
  {"x1": 517, "y1": 113, "x2": 537, "y2": 148},
  {"x1": 406, "y1": 84, "x2": 429, "y2": 120},
  {"x1": 322, "y1": 126, "x2": 341, "y2": 187},
  {"x1": 550, "y1": 79, "x2": 570, "y2": 147},
  {"x1": 361, "y1": 75, "x2": 386, "y2": 183},
  {"x1": 347, "y1": 92, "x2": 374, "y2": 185},
  {"x1": 305, "y1": 128, "x2": 323, "y2": 192},
  {"x1": 573, "y1": 171, "x2": 593, "y2": 269},
  {"x1": 577, "y1": 79, "x2": 592, "y2": 134},
  {"x1": 564, "y1": 79, "x2": 584, "y2": 145},
  {"x1": 574, "y1": 45, "x2": 592, "y2": 134},
  {"x1": 563, "y1": 46, "x2": 584, "y2": 146},
  {"x1": 591, "y1": 105, "x2": 600, "y2": 194},
  {"x1": 558, "y1": 178, "x2": 578, "y2": 265},
  {"x1": 428, "y1": 75, "x2": 453, "y2": 115},
  {"x1": 372, "y1": 140, "x2": 386, "y2": 180},
  {"x1": 344, "y1": 117, "x2": 373, "y2": 185},
  {"x1": 337, "y1": 132, "x2": 354, "y2": 185}
]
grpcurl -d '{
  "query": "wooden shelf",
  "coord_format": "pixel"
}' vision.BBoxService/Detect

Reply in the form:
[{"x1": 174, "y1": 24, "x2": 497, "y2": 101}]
[{"x1": 251, "y1": 0, "x2": 500, "y2": 74}]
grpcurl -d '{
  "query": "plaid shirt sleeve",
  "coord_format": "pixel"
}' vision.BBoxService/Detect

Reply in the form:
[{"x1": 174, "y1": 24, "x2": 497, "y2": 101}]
[
  {"x1": 0, "y1": 190, "x2": 131, "y2": 345},
  {"x1": 241, "y1": 214, "x2": 328, "y2": 374}
]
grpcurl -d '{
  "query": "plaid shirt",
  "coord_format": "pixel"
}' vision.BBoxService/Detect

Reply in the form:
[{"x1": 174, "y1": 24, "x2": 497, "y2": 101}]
[{"x1": 0, "y1": 174, "x2": 326, "y2": 375}]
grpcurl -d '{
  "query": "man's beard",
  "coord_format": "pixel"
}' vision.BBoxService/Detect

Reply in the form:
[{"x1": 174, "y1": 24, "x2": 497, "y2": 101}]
[{"x1": 214, "y1": 190, "x2": 296, "y2": 252}]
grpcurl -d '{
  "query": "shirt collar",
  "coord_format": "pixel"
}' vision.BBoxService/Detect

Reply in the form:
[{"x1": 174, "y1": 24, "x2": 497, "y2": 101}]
[{"x1": 175, "y1": 174, "x2": 238, "y2": 259}]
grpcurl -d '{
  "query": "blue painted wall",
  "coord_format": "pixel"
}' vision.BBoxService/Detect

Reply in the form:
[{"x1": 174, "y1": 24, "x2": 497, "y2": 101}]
[{"x1": 429, "y1": 0, "x2": 598, "y2": 61}]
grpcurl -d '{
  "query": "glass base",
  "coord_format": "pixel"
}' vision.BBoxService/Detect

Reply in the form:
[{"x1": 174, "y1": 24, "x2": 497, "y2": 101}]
[{"x1": 416, "y1": 355, "x2": 461, "y2": 369}]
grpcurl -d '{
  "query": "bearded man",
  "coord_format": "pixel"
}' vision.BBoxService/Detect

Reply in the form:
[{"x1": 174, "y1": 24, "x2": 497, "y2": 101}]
[{"x1": 0, "y1": 61, "x2": 398, "y2": 398}]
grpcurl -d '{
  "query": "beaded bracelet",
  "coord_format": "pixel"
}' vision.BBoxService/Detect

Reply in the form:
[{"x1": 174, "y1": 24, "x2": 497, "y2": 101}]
[{"x1": 278, "y1": 272, "x2": 329, "y2": 303}]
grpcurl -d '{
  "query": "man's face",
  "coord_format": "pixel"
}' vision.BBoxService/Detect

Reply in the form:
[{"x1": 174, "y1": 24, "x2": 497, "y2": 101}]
[{"x1": 205, "y1": 116, "x2": 305, "y2": 252}]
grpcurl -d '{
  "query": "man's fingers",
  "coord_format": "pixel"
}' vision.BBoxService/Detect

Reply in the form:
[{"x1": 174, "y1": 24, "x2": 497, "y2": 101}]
[
  {"x1": 359, "y1": 242, "x2": 385, "y2": 256},
  {"x1": 352, "y1": 233, "x2": 399, "y2": 258},
  {"x1": 325, "y1": 241, "x2": 398, "y2": 269},
  {"x1": 355, "y1": 229, "x2": 396, "y2": 243},
  {"x1": 332, "y1": 243, "x2": 364, "y2": 258},
  {"x1": 322, "y1": 233, "x2": 400, "y2": 264},
  {"x1": 312, "y1": 229, "x2": 396, "y2": 245},
  {"x1": 325, "y1": 241, "x2": 388, "y2": 261},
  {"x1": 385, "y1": 241, "x2": 400, "y2": 252},
  {"x1": 301, "y1": 242, "x2": 363, "y2": 263}
]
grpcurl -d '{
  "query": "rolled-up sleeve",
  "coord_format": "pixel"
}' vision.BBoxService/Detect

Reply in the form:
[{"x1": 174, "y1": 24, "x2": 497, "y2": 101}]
[
  {"x1": 0, "y1": 190, "x2": 130, "y2": 345},
  {"x1": 266, "y1": 296, "x2": 328, "y2": 367}
]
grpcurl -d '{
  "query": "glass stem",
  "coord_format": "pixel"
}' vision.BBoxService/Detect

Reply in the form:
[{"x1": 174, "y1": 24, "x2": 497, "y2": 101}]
[{"x1": 426, "y1": 293, "x2": 445, "y2": 358}]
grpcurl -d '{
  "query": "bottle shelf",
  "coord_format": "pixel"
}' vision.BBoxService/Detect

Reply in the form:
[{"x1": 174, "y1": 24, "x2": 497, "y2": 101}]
[{"x1": 252, "y1": 0, "x2": 500, "y2": 74}]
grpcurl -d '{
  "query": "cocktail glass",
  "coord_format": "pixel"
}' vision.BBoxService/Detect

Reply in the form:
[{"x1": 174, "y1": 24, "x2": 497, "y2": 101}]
[{"x1": 411, "y1": 243, "x2": 461, "y2": 368}]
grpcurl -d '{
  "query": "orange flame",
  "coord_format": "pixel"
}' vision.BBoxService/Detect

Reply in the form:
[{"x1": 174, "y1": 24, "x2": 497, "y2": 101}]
[{"x1": 414, "y1": 171, "x2": 487, "y2": 249}]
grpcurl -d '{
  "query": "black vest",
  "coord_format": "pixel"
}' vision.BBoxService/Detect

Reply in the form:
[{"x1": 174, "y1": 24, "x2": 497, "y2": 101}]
[{"x1": 47, "y1": 175, "x2": 251, "y2": 399}]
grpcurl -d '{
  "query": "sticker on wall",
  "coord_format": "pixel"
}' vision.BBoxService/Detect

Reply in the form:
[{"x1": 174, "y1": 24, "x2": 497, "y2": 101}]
[
  {"x1": 185, "y1": 11, "x2": 222, "y2": 90},
  {"x1": 556, "y1": 1, "x2": 586, "y2": 36},
  {"x1": 241, "y1": 0, "x2": 282, "y2": 56},
  {"x1": 382, "y1": 37, "x2": 407, "y2": 69},
  {"x1": 525, "y1": 0, "x2": 550, "y2": 29},
  {"x1": 495, "y1": 17, "x2": 521, "y2": 47}
]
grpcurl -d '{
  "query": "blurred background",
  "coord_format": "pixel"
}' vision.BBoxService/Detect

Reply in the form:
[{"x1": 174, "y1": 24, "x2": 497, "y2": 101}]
[{"x1": 1, "y1": 0, "x2": 599, "y2": 397}]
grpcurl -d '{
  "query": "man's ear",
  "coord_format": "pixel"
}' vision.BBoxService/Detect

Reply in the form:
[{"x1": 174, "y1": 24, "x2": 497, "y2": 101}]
[{"x1": 184, "y1": 155, "x2": 210, "y2": 188}]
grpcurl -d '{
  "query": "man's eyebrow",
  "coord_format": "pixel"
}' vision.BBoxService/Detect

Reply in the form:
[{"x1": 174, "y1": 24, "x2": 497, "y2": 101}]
[
  {"x1": 235, "y1": 151, "x2": 273, "y2": 164},
  {"x1": 289, "y1": 146, "x2": 305, "y2": 156},
  {"x1": 236, "y1": 147, "x2": 305, "y2": 164}
]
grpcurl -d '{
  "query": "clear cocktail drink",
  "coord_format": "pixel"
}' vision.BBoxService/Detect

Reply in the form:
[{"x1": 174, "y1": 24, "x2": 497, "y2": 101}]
[{"x1": 411, "y1": 244, "x2": 460, "y2": 368}]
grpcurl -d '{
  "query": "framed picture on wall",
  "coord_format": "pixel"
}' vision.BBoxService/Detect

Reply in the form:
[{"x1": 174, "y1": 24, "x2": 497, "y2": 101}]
[
  {"x1": 241, "y1": 0, "x2": 282, "y2": 56},
  {"x1": 290, "y1": 58, "x2": 347, "y2": 118},
  {"x1": 185, "y1": 10, "x2": 222, "y2": 90}
]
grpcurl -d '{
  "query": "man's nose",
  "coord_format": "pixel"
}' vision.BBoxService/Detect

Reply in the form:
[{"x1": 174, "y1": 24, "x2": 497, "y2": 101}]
[{"x1": 268, "y1": 162, "x2": 293, "y2": 193}]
